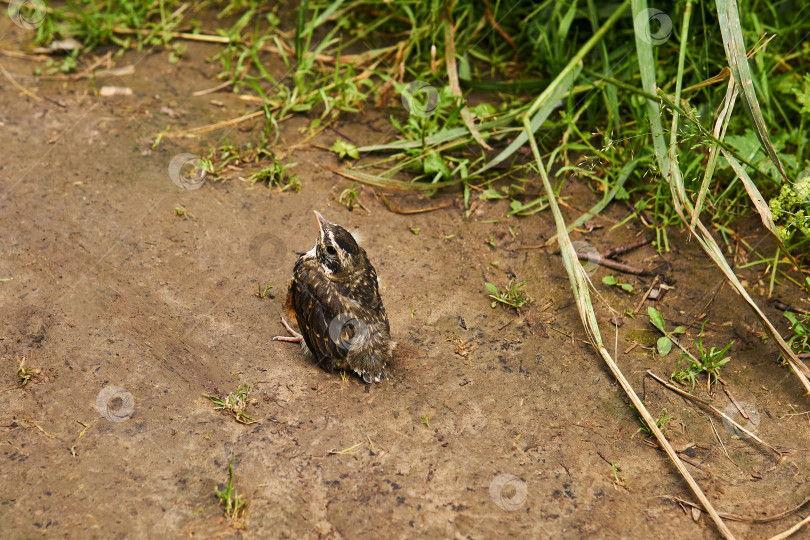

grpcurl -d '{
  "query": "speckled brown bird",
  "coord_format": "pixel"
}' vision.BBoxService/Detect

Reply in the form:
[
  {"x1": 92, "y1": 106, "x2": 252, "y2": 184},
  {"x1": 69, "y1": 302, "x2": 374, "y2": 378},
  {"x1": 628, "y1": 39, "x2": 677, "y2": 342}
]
[{"x1": 273, "y1": 210, "x2": 392, "y2": 383}]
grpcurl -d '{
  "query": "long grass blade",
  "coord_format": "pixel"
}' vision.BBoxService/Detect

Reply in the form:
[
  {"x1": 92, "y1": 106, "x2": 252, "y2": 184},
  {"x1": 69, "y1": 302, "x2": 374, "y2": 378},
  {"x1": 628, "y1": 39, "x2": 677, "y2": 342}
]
[
  {"x1": 632, "y1": 0, "x2": 669, "y2": 179},
  {"x1": 546, "y1": 157, "x2": 641, "y2": 245},
  {"x1": 294, "y1": 0, "x2": 310, "y2": 65},
  {"x1": 356, "y1": 109, "x2": 528, "y2": 152},
  {"x1": 633, "y1": 2, "x2": 735, "y2": 535},
  {"x1": 471, "y1": 0, "x2": 632, "y2": 178},
  {"x1": 524, "y1": 104, "x2": 735, "y2": 540},
  {"x1": 631, "y1": 0, "x2": 810, "y2": 395},
  {"x1": 715, "y1": 0, "x2": 789, "y2": 183},
  {"x1": 445, "y1": 18, "x2": 491, "y2": 150},
  {"x1": 691, "y1": 78, "x2": 737, "y2": 229},
  {"x1": 468, "y1": 65, "x2": 580, "y2": 177},
  {"x1": 720, "y1": 148, "x2": 802, "y2": 277},
  {"x1": 330, "y1": 167, "x2": 461, "y2": 191}
]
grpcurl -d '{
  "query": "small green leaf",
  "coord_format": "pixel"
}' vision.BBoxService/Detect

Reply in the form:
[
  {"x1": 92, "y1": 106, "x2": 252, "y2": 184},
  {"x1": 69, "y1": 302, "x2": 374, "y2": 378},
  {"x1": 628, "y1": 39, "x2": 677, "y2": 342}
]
[
  {"x1": 621, "y1": 283, "x2": 634, "y2": 292},
  {"x1": 657, "y1": 336, "x2": 672, "y2": 356},
  {"x1": 423, "y1": 151, "x2": 450, "y2": 177},
  {"x1": 602, "y1": 275, "x2": 618, "y2": 285},
  {"x1": 330, "y1": 139, "x2": 359, "y2": 160},
  {"x1": 672, "y1": 326, "x2": 687, "y2": 334},
  {"x1": 784, "y1": 312, "x2": 799, "y2": 326},
  {"x1": 409, "y1": 227, "x2": 420, "y2": 235},
  {"x1": 469, "y1": 102, "x2": 495, "y2": 117},
  {"x1": 481, "y1": 188, "x2": 505, "y2": 200},
  {"x1": 485, "y1": 282, "x2": 499, "y2": 295},
  {"x1": 793, "y1": 74, "x2": 810, "y2": 115},
  {"x1": 648, "y1": 307, "x2": 666, "y2": 333}
]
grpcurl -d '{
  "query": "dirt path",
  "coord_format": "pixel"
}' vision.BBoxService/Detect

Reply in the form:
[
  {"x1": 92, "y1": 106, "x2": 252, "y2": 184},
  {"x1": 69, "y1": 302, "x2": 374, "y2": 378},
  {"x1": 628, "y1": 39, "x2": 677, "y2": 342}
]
[{"x1": 2, "y1": 21, "x2": 809, "y2": 540}]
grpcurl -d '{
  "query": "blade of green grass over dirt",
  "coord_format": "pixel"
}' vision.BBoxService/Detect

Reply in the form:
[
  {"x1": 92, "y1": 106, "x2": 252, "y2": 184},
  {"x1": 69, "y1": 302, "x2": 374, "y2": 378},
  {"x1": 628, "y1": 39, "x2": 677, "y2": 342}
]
[{"x1": 632, "y1": 0, "x2": 810, "y2": 393}]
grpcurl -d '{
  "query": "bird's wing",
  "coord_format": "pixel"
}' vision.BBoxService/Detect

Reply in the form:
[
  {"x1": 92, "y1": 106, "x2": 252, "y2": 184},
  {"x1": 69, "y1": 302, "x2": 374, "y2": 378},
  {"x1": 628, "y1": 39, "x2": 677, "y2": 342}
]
[{"x1": 291, "y1": 266, "x2": 351, "y2": 364}]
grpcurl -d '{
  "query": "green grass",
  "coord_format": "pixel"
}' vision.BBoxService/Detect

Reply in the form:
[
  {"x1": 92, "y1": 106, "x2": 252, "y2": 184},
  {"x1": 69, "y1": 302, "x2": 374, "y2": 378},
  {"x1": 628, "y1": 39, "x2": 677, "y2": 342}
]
[
  {"x1": 637, "y1": 409, "x2": 671, "y2": 438},
  {"x1": 254, "y1": 282, "x2": 274, "y2": 298},
  {"x1": 783, "y1": 311, "x2": 810, "y2": 362},
  {"x1": 26, "y1": 1, "x2": 810, "y2": 273},
  {"x1": 204, "y1": 384, "x2": 257, "y2": 425},
  {"x1": 602, "y1": 275, "x2": 633, "y2": 293},
  {"x1": 337, "y1": 182, "x2": 361, "y2": 210},
  {"x1": 16, "y1": 357, "x2": 32, "y2": 387},
  {"x1": 671, "y1": 322, "x2": 734, "y2": 394},
  {"x1": 215, "y1": 458, "x2": 247, "y2": 525},
  {"x1": 485, "y1": 279, "x2": 534, "y2": 312}
]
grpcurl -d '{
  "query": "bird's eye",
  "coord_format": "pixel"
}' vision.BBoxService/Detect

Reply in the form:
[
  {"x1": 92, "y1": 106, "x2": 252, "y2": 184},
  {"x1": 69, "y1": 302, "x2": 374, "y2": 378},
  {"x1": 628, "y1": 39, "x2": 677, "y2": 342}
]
[{"x1": 326, "y1": 245, "x2": 337, "y2": 256}]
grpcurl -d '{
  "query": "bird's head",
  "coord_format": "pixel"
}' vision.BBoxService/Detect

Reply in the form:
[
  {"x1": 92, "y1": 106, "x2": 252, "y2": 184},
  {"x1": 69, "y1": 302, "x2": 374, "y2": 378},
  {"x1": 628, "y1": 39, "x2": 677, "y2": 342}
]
[{"x1": 313, "y1": 210, "x2": 367, "y2": 278}]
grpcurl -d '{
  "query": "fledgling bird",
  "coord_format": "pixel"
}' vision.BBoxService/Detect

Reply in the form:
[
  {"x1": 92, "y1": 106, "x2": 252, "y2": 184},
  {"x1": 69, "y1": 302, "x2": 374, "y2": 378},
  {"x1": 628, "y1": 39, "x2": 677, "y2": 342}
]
[{"x1": 273, "y1": 210, "x2": 392, "y2": 383}]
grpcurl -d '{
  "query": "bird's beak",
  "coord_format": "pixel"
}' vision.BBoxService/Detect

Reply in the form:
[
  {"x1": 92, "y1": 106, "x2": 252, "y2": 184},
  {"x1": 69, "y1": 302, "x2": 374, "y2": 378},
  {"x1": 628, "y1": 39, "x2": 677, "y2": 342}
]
[{"x1": 313, "y1": 210, "x2": 329, "y2": 237}]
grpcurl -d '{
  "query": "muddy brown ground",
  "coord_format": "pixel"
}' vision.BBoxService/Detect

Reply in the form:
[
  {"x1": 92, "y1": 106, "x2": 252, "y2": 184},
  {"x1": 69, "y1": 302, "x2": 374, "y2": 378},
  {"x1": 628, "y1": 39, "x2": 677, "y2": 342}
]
[{"x1": 2, "y1": 16, "x2": 810, "y2": 540}]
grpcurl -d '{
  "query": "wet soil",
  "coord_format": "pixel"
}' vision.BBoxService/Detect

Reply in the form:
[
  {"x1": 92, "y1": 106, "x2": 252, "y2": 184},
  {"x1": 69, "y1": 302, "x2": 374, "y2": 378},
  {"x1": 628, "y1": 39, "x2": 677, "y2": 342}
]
[{"x1": 2, "y1": 17, "x2": 809, "y2": 540}]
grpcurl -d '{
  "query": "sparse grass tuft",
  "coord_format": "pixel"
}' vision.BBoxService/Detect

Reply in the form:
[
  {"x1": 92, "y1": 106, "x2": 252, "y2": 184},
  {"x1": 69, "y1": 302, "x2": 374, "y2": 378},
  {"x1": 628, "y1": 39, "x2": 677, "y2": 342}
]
[
  {"x1": 254, "y1": 283, "x2": 273, "y2": 299},
  {"x1": 248, "y1": 157, "x2": 300, "y2": 193},
  {"x1": 338, "y1": 182, "x2": 361, "y2": 210},
  {"x1": 485, "y1": 280, "x2": 534, "y2": 312},
  {"x1": 204, "y1": 384, "x2": 256, "y2": 425},
  {"x1": 637, "y1": 409, "x2": 671, "y2": 438},
  {"x1": 215, "y1": 458, "x2": 247, "y2": 526},
  {"x1": 781, "y1": 311, "x2": 810, "y2": 363},
  {"x1": 671, "y1": 323, "x2": 734, "y2": 394},
  {"x1": 17, "y1": 357, "x2": 32, "y2": 387}
]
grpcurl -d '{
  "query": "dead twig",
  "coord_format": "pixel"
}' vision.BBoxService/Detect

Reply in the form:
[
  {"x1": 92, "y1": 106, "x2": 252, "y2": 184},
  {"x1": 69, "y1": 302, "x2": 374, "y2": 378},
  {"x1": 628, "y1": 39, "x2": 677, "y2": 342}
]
[
  {"x1": 664, "y1": 495, "x2": 810, "y2": 524},
  {"x1": 163, "y1": 109, "x2": 267, "y2": 138},
  {"x1": 646, "y1": 371, "x2": 783, "y2": 458},
  {"x1": 603, "y1": 236, "x2": 653, "y2": 259},
  {"x1": 708, "y1": 417, "x2": 734, "y2": 465},
  {"x1": 575, "y1": 250, "x2": 647, "y2": 275},
  {"x1": 192, "y1": 80, "x2": 233, "y2": 96},
  {"x1": 111, "y1": 27, "x2": 230, "y2": 44},
  {"x1": 0, "y1": 63, "x2": 42, "y2": 102},
  {"x1": 723, "y1": 386, "x2": 749, "y2": 419},
  {"x1": 769, "y1": 514, "x2": 810, "y2": 540},
  {"x1": 774, "y1": 301, "x2": 810, "y2": 316},
  {"x1": 25, "y1": 419, "x2": 57, "y2": 439},
  {"x1": 0, "y1": 48, "x2": 49, "y2": 62},
  {"x1": 632, "y1": 275, "x2": 661, "y2": 314}
]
